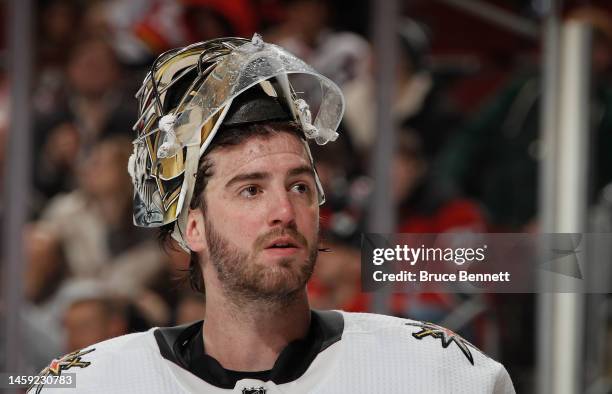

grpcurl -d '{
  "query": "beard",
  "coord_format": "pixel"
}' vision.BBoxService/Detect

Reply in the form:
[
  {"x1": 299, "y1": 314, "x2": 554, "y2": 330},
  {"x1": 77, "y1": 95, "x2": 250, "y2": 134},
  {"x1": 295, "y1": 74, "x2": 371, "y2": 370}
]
[{"x1": 204, "y1": 217, "x2": 318, "y2": 307}]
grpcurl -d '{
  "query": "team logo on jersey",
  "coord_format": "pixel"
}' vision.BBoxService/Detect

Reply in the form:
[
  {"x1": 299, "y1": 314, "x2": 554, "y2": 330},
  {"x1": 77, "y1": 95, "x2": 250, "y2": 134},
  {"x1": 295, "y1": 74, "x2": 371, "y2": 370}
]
[
  {"x1": 27, "y1": 348, "x2": 95, "y2": 394},
  {"x1": 405, "y1": 321, "x2": 475, "y2": 365},
  {"x1": 242, "y1": 387, "x2": 266, "y2": 394}
]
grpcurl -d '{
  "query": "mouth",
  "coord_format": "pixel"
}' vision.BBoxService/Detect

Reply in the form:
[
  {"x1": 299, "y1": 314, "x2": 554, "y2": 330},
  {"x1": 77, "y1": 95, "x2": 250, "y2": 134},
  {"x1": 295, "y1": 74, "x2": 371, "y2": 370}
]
[
  {"x1": 264, "y1": 237, "x2": 300, "y2": 250},
  {"x1": 261, "y1": 236, "x2": 304, "y2": 258}
]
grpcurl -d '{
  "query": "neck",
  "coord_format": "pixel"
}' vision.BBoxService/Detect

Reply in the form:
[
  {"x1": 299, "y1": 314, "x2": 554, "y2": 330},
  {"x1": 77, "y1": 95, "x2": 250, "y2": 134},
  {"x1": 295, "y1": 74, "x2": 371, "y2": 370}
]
[{"x1": 202, "y1": 286, "x2": 311, "y2": 372}]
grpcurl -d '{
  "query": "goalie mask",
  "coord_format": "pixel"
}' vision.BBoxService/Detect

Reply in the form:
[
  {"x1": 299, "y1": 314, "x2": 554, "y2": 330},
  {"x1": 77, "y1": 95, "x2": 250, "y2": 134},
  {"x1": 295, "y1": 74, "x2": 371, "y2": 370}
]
[{"x1": 128, "y1": 34, "x2": 345, "y2": 251}]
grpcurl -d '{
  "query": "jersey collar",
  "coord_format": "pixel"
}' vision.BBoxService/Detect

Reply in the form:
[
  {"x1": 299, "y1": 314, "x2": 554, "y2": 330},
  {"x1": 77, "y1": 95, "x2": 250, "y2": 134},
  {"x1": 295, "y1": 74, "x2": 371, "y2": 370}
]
[{"x1": 154, "y1": 309, "x2": 344, "y2": 389}]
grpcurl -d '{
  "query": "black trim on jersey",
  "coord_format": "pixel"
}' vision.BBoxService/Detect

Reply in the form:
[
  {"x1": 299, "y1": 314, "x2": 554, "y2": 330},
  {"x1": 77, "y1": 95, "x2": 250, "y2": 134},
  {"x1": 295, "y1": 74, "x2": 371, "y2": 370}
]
[{"x1": 154, "y1": 310, "x2": 343, "y2": 389}]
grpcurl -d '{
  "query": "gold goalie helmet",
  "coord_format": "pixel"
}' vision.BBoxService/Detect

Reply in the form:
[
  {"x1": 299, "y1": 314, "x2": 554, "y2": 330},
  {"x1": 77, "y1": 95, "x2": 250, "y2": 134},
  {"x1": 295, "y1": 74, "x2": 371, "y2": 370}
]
[{"x1": 128, "y1": 34, "x2": 345, "y2": 250}]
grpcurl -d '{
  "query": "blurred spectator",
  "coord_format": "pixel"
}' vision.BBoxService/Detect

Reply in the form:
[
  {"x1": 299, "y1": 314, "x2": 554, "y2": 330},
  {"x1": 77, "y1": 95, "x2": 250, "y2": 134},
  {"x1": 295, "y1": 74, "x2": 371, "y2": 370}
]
[
  {"x1": 181, "y1": 0, "x2": 258, "y2": 41},
  {"x1": 74, "y1": 0, "x2": 179, "y2": 65},
  {"x1": 33, "y1": 114, "x2": 80, "y2": 201},
  {"x1": 343, "y1": 18, "x2": 462, "y2": 156},
  {"x1": 100, "y1": 0, "x2": 257, "y2": 64},
  {"x1": 36, "y1": 136, "x2": 166, "y2": 295},
  {"x1": 23, "y1": 224, "x2": 68, "y2": 305},
  {"x1": 22, "y1": 276, "x2": 161, "y2": 369},
  {"x1": 21, "y1": 279, "x2": 107, "y2": 371},
  {"x1": 394, "y1": 129, "x2": 485, "y2": 234},
  {"x1": 37, "y1": 0, "x2": 82, "y2": 66},
  {"x1": 33, "y1": 37, "x2": 136, "y2": 203},
  {"x1": 21, "y1": 224, "x2": 68, "y2": 371},
  {"x1": 63, "y1": 296, "x2": 128, "y2": 352},
  {"x1": 127, "y1": 0, "x2": 187, "y2": 59},
  {"x1": 33, "y1": 0, "x2": 83, "y2": 115},
  {"x1": 80, "y1": 0, "x2": 114, "y2": 38},
  {"x1": 267, "y1": 0, "x2": 371, "y2": 88},
  {"x1": 436, "y1": 6, "x2": 612, "y2": 230},
  {"x1": 64, "y1": 38, "x2": 133, "y2": 143}
]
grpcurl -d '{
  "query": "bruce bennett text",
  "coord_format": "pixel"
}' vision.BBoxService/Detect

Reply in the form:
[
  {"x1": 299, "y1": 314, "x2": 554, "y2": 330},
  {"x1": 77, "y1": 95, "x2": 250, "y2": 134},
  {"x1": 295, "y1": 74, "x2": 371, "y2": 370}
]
[{"x1": 372, "y1": 270, "x2": 511, "y2": 283}]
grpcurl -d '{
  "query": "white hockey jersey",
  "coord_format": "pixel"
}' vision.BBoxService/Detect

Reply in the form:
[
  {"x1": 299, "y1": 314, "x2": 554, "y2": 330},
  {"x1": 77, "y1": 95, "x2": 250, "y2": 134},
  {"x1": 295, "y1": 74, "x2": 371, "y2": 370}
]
[{"x1": 29, "y1": 311, "x2": 515, "y2": 394}]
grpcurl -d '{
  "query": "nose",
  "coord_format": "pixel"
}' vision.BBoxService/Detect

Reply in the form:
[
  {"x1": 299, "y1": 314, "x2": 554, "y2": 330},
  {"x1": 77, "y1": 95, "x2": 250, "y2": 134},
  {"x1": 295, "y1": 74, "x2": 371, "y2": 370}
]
[{"x1": 268, "y1": 189, "x2": 297, "y2": 228}]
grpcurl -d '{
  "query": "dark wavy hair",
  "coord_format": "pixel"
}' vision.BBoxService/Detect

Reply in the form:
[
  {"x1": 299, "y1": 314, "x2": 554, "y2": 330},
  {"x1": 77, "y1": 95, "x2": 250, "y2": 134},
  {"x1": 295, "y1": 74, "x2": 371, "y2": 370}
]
[{"x1": 159, "y1": 121, "x2": 306, "y2": 294}]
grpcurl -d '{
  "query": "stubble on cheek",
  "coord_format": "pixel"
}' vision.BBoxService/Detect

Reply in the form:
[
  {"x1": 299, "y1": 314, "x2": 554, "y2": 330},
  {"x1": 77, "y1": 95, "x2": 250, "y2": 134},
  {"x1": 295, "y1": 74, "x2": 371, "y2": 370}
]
[{"x1": 204, "y1": 216, "x2": 319, "y2": 306}]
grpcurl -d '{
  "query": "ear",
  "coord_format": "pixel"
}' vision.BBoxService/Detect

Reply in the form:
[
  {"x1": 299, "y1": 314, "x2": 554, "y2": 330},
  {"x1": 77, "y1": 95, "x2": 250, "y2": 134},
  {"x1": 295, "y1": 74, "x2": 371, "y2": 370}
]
[{"x1": 185, "y1": 208, "x2": 207, "y2": 253}]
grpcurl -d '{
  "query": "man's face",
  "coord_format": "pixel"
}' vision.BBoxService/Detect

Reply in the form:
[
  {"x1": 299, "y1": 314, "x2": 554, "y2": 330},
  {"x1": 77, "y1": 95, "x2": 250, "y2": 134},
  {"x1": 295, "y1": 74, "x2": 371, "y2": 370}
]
[
  {"x1": 63, "y1": 300, "x2": 125, "y2": 352},
  {"x1": 191, "y1": 132, "x2": 320, "y2": 304}
]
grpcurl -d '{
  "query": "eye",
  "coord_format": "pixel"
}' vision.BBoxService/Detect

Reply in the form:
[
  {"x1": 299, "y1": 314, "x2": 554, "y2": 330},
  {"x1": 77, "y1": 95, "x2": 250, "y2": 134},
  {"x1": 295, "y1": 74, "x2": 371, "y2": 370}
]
[
  {"x1": 240, "y1": 185, "x2": 260, "y2": 198},
  {"x1": 291, "y1": 183, "x2": 310, "y2": 194}
]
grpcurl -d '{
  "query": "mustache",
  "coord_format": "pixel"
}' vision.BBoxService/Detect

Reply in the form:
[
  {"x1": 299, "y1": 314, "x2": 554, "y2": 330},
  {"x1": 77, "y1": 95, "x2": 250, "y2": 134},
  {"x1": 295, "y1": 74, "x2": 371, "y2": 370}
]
[{"x1": 254, "y1": 227, "x2": 308, "y2": 251}]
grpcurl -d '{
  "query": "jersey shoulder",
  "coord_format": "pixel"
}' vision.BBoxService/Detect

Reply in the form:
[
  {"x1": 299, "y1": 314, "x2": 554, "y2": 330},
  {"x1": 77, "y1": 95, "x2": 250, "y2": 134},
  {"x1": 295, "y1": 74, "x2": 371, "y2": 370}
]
[
  {"x1": 28, "y1": 330, "x2": 167, "y2": 394},
  {"x1": 340, "y1": 311, "x2": 489, "y2": 364},
  {"x1": 338, "y1": 311, "x2": 515, "y2": 393}
]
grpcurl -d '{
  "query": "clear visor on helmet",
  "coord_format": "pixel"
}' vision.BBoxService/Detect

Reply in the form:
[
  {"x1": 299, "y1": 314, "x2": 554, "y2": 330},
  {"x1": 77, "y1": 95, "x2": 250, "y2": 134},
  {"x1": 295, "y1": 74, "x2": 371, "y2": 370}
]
[{"x1": 172, "y1": 36, "x2": 345, "y2": 150}]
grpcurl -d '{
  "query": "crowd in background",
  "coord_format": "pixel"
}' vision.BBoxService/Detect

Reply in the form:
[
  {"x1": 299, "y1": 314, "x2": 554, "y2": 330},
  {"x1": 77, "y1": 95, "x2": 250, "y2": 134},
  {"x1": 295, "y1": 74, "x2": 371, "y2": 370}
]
[{"x1": 2, "y1": 0, "x2": 612, "y2": 392}]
